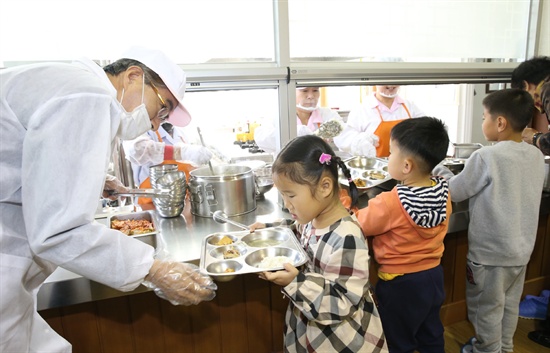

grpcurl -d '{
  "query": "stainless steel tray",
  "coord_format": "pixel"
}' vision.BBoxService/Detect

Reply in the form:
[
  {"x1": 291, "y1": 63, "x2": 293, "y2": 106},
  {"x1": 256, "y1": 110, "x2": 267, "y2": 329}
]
[
  {"x1": 200, "y1": 227, "x2": 308, "y2": 281},
  {"x1": 108, "y1": 210, "x2": 158, "y2": 248},
  {"x1": 339, "y1": 157, "x2": 392, "y2": 190}
]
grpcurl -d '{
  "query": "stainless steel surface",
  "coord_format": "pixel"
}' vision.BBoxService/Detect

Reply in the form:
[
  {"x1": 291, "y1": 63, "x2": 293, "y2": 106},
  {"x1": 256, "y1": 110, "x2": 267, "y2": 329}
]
[
  {"x1": 212, "y1": 210, "x2": 250, "y2": 231},
  {"x1": 150, "y1": 166, "x2": 186, "y2": 218},
  {"x1": 39, "y1": 186, "x2": 549, "y2": 311},
  {"x1": 188, "y1": 165, "x2": 256, "y2": 217},
  {"x1": 442, "y1": 158, "x2": 466, "y2": 175}
]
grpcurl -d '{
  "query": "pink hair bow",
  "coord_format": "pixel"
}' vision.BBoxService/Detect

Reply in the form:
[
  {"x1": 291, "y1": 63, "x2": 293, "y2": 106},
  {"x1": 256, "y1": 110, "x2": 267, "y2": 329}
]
[{"x1": 319, "y1": 153, "x2": 332, "y2": 165}]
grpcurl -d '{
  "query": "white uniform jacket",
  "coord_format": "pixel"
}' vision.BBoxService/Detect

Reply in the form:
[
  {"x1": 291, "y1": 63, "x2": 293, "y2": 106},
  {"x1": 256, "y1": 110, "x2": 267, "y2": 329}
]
[
  {"x1": 0, "y1": 58, "x2": 154, "y2": 352},
  {"x1": 333, "y1": 94, "x2": 424, "y2": 153},
  {"x1": 254, "y1": 107, "x2": 342, "y2": 154}
]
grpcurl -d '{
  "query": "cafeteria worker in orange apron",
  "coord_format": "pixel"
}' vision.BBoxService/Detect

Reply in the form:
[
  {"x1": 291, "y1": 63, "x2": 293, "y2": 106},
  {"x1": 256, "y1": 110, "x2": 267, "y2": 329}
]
[
  {"x1": 334, "y1": 85, "x2": 425, "y2": 157},
  {"x1": 123, "y1": 122, "x2": 212, "y2": 209}
]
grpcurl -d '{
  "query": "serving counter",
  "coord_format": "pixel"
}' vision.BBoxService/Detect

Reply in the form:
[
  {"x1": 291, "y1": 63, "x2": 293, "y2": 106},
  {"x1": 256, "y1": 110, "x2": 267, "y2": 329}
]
[{"x1": 37, "y1": 186, "x2": 550, "y2": 353}]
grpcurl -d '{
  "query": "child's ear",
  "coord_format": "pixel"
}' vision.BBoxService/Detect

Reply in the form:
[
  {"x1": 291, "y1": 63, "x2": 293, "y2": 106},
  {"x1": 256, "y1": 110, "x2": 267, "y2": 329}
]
[
  {"x1": 496, "y1": 115, "x2": 507, "y2": 132},
  {"x1": 402, "y1": 158, "x2": 413, "y2": 175},
  {"x1": 318, "y1": 175, "x2": 333, "y2": 197}
]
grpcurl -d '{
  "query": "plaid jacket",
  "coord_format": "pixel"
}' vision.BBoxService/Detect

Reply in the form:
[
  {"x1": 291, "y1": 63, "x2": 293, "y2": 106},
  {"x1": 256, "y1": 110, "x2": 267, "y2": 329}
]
[{"x1": 278, "y1": 215, "x2": 388, "y2": 353}]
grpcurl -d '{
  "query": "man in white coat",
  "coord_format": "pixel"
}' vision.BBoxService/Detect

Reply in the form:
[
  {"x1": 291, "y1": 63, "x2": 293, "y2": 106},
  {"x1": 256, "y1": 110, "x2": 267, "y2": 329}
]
[{"x1": 0, "y1": 47, "x2": 216, "y2": 352}]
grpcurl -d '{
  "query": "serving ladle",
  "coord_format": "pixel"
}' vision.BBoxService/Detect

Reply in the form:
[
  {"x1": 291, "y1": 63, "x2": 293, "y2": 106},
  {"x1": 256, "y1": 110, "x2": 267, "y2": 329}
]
[{"x1": 212, "y1": 210, "x2": 250, "y2": 231}]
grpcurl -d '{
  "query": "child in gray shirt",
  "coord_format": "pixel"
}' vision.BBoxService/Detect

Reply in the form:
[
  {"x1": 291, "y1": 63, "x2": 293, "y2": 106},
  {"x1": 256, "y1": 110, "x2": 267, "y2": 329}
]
[{"x1": 435, "y1": 89, "x2": 545, "y2": 353}]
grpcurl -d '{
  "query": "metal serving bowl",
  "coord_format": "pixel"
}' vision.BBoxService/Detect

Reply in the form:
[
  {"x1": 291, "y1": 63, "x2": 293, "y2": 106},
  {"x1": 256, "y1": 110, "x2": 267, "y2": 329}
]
[
  {"x1": 244, "y1": 247, "x2": 303, "y2": 269},
  {"x1": 206, "y1": 260, "x2": 242, "y2": 282},
  {"x1": 241, "y1": 229, "x2": 289, "y2": 248}
]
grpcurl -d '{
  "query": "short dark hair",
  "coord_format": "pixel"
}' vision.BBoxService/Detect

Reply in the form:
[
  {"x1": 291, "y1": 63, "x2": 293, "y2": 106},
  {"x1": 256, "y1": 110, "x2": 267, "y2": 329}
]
[
  {"x1": 103, "y1": 58, "x2": 166, "y2": 89},
  {"x1": 272, "y1": 135, "x2": 359, "y2": 207},
  {"x1": 482, "y1": 88, "x2": 535, "y2": 131},
  {"x1": 511, "y1": 56, "x2": 550, "y2": 89},
  {"x1": 390, "y1": 117, "x2": 450, "y2": 173}
]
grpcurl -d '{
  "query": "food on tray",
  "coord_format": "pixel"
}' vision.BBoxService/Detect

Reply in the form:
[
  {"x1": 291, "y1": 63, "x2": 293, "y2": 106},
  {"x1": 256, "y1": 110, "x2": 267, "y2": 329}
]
[
  {"x1": 257, "y1": 256, "x2": 293, "y2": 268},
  {"x1": 353, "y1": 178, "x2": 367, "y2": 187},
  {"x1": 368, "y1": 171, "x2": 386, "y2": 180},
  {"x1": 111, "y1": 219, "x2": 154, "y2": 235},
  {"x1": 223, "y1": 248, "x2": 240, "y2": 259},
  {"x1": 224, "y1": 268, "x2": 236, "y2": 273},
  {"x1": 216, "y1": 235, "x2": 234, "y2": 245}
]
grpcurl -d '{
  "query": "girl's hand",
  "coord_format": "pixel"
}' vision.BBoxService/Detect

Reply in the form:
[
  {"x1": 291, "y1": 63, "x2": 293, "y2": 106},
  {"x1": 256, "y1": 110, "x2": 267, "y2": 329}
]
[
  {"x1": 258, "y1": 263, "x2": 299, "y2": 286},
  {"x1": 248, "y1": 222, "x2": 266, "y2": 232}
]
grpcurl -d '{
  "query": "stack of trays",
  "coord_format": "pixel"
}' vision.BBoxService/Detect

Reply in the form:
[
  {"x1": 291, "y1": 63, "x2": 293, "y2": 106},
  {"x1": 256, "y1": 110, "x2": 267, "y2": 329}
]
[
  {"x1": 200, "y1": 227, "x2": 308, "y2": 282},
  {"x1": 339, "y1": 157, "x2": 392, "y2": 190}
]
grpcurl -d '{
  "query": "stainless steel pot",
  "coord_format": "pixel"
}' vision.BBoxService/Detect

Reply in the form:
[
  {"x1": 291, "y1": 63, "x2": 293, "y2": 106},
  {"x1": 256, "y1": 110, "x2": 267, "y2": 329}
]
[{"x1": 188, "y1": 165, "x2": 257, "y2": 217}]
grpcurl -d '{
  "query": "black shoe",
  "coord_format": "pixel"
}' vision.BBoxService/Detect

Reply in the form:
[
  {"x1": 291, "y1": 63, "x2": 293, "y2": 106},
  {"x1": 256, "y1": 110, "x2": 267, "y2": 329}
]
[{"x1": 528, "y1": 330, "x2": 550, "y2": 348}]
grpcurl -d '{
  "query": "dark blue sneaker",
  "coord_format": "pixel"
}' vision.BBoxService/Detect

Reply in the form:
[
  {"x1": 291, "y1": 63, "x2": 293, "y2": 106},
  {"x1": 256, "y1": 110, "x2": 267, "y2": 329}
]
[{"x1": 519, "y1": 296, "x2": 548, "y2": 320}]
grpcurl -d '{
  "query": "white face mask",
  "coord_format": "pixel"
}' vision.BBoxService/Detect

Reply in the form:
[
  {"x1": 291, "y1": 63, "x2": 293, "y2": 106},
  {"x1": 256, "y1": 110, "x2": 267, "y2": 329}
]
[
  {"x1": 116, "y1": 75, "x2": 152, "y2": 140},
  {"x1": 296, "y1": 104, "x2": 317, "y2": 112},
  {"x1": 378, "y1": 87, "x2": 399, "y2": 99}
]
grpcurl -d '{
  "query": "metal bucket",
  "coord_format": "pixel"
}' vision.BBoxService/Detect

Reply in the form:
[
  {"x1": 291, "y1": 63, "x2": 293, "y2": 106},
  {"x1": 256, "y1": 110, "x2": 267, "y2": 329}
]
[{"x1": 188, "y1": 165, "x2": 257, "y2": 217}]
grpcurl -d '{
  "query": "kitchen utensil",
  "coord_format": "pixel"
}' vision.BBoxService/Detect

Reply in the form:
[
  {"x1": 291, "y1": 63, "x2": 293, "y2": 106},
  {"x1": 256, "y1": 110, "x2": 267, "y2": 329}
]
[
  {"x1": 112, "y1": 188, "x2": 172, "y2": 198},
  {"x1": 452, "y1": 143, "x2": 483, "y2": 158},
  {"x1": 188, "y1": 165, "x2": 257, "y2": 217},
  {"x1": 212, "y1": 210, "x2": 250, "y2": 231},
  {"x1": 197, "y1": 126, "x2": 214, "y2": 174}
]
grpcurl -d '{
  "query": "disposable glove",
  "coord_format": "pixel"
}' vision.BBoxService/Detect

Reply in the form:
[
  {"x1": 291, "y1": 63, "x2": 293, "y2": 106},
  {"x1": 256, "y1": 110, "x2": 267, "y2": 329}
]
[
  {"x1": 102, "y1": 175, "x2": 129, "y2": 200},
  {"x1": 174, "y1": 143, "x2": 213, "y2": 166},
  {"x1": 297, "y1": 124, "x2": 314, "y2": 137},
  {"x1": 350, "y1": 133, "x2": 379, "y2": 157},
  {"x1": 143, "y1": 260, "x2": 217, "y2": 306}
]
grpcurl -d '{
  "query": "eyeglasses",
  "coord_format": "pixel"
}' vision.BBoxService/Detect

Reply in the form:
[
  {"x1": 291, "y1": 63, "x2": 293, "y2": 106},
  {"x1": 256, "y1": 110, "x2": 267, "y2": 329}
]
[{"x1": 150, "y1": 82, "x2": 170, "y2": 122}]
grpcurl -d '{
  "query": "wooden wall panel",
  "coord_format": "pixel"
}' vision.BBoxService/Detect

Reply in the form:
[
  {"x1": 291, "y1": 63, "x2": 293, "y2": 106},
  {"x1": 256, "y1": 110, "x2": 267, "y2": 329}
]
[
  {"x1": 158, "y1": 299, "x2": 195, "y2": 353},
  {"x1": 442, "y1": 235, "x2": 457, "y2": 305},
  {"x1": 40, "y1": 308, "x2": 64, "y2": 338},
  {"x1": 189, "y1": 296, "x2": 222, "y2": 353},
  {"x1": 243, "y1": 274, "x2": 273, "y2": 353},
  {"x1": 217, "y1": 276, "x2": 249, "y2": 353},
  {"x1": 526, "y1": 217, "x2": 546, "y2": 279},
  {"x1": 128, "y1": 292, "x2": 166, "y2": 353},
  {"x1": 60, "y1": 302, "x2": 102, "y2": 353},
  {"x1": 95, "y1": 296, "x2": 134, "y2": 352},
  {"x1": 270, "y1": 282, "x2": 288, "y2": 353},
  {"x1": 452, "y1": 231, "x2": 468, "y2": 302}
]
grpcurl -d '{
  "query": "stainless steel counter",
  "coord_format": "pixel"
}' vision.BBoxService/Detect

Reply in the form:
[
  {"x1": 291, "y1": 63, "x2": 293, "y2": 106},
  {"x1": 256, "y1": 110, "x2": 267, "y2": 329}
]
[{"x1": 37, "y1": 184, "x2": 493, "y2": 311}]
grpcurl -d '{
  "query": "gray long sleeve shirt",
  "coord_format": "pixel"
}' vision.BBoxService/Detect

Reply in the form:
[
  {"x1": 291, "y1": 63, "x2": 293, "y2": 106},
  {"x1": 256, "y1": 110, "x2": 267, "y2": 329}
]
[{"x1": 447, "y1": 141, "x2": 544, "y2": 266}]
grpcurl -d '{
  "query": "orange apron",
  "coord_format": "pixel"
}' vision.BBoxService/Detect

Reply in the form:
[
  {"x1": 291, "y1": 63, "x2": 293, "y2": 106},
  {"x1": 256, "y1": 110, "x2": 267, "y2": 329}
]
[
  {"x1": 373, "y1": 104, "x2": 412, "y2": 157},
  {"x1": 138, "y1": 131, "x2": 195, "y2": 207}
]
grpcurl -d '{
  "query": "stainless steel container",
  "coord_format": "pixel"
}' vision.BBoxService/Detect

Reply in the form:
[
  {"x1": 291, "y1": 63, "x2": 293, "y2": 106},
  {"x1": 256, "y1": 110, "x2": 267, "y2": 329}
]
[
  {"x1": 188, "y1": 165, "x2": 257, "y2": 217},
  {"x1": 453, "y1": 143, "x2": 483, "y2": 158}
]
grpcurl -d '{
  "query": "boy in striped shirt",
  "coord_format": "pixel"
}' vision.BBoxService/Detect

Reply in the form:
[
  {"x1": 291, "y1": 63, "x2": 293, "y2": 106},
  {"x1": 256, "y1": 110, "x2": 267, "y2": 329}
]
[{"x1": 356, "y1": 117, "x2": 451, "y2": 353}]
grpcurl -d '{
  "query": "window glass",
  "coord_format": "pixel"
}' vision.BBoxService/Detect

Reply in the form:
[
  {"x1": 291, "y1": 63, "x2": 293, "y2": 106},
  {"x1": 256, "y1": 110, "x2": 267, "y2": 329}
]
[
  {"x1": 182, "y1": 88, "x2": 280, "y2": 160},
  {"x1": 0, "y1": 0, "x2": 274, "y2": 63},
  {"x1": 288, "y1": 0, "x2": 531, "y2": 62}
]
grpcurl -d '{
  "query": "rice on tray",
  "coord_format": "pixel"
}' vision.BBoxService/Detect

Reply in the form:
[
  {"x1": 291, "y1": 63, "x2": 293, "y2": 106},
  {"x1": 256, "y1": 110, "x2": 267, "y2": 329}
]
[{"x1": 257, "y1": 256, "x2": 293, "y2": 268}]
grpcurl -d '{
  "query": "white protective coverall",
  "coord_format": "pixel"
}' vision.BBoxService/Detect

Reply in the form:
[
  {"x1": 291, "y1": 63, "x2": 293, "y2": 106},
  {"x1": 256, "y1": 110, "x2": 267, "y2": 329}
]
[
  {"x1": 254, "y1": 107, "x2": 342, "y2": 154},
  {"x1": 0, "y1": 58, "x2": 154, "y2": 352}
]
